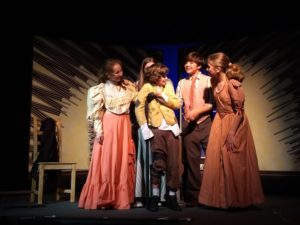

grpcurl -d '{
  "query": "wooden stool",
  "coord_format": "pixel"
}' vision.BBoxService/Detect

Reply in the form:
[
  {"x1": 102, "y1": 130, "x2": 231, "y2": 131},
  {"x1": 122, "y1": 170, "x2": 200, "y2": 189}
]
[{"x1": 30, "y1": 162, "x2": 76, "y2": 205}]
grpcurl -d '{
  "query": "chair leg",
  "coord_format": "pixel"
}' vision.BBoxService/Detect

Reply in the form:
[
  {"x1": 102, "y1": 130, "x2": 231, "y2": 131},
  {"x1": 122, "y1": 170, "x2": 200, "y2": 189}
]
[
  {"x1": 70, "y1": 165, "x2": 76, "y2": 202},
  {"x1": 29, "y1": 179, "x2": 36, "y2": 203},
  {"x1": 56, "y1": 188, "x2": 62, "y2": 201},
  {"x1": 38, "y1": 166, "x2": 44, "y2": 205}
]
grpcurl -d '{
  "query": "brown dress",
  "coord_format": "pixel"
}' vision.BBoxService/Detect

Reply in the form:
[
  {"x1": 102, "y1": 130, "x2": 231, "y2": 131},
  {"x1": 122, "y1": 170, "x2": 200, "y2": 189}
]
[{"x1": 199, "y1": 79, "x2": 264, "y2": 208}]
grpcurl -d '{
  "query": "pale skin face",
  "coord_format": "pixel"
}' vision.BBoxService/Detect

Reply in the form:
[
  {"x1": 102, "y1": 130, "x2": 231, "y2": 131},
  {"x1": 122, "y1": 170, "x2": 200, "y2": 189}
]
[
  {"x1": 156, "y1": 76, "x2": 168, "y2": 87},
  {"x1": 109, "y1": 63, "x2": 123, "y2": 85},
  {"x1": 184, "y1": 61, "x2": 201, "y2": 76},
  {"x1": 207, "y1": 62, "x2": 227, "y2": 94},
  {"x1": 207, "y1": 62, "x2": 221, "y2": 79},
  {"x1": 207, "y1": 63, "x2": 217, "y2": 76}
]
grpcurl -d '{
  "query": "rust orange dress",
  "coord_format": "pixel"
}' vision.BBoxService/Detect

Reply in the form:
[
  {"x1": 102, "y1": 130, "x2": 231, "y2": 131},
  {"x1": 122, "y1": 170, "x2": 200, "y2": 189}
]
[{"x1": 199, "y1": 79, "x2": 264, "y2": 208}]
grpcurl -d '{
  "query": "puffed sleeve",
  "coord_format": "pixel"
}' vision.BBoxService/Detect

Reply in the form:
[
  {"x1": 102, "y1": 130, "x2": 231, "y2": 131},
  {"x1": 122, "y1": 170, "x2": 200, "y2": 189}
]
[
  {"x1": 124, "y1": 79, "x2": 138, "y2": 102},
  {"x1": 87, "y1": 84, "x2": 105, "y2": 137},
  {"x1": 228, "y1": 79, "x2": 245, "y2": 114}
]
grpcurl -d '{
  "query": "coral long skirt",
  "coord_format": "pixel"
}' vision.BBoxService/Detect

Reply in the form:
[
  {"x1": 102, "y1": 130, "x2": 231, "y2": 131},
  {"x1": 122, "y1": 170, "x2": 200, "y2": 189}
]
[{"x1": 78, "y1": 112, "x2": 135, "y2": 209}]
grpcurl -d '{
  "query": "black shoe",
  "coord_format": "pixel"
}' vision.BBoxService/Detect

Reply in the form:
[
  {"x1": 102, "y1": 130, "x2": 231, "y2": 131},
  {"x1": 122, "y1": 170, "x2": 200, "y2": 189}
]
[
  {"x1": 167, "y1": 196, "x2": 182, "y2": 211},
  {"x1": 147, "y1": 196, "x2": 159, "y2": 212}
]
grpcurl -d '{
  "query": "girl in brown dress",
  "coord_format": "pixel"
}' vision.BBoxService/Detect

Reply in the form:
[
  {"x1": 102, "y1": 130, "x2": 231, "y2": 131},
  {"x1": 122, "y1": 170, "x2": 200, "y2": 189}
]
[{"x1": 199, "y1": 52, "x2": 264, "y2": 209}]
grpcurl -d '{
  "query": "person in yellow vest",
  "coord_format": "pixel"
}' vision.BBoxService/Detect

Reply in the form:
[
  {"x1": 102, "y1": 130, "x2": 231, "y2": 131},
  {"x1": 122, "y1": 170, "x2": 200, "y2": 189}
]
[
  {"x1": 134, "y1": 57, "x2": 167, "y2": 208},
  {"x1": 135, "y1": 62, "x2": 181, "y2": 211}
]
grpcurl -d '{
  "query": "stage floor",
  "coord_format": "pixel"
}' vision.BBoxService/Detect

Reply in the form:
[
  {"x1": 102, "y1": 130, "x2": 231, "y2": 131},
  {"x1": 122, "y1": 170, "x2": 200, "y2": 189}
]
[{"x1": 1, "y1": 194, "x2": 299, "y2": 225}]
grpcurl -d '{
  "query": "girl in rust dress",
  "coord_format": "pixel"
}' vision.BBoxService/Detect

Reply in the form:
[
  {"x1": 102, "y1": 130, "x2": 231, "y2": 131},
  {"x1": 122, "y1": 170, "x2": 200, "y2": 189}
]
[
  {"x1": 199, "y1": 52, "x2": 264, "y2": 209},
  {"x1": 79, "y1": 59, "x2": 137, "y2": 210}
]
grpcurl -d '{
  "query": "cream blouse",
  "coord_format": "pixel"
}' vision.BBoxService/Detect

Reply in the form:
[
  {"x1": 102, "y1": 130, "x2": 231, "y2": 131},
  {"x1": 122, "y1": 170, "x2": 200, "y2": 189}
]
[{"x1": 87, "y1": 79, "x2": 137, "y2": 137}]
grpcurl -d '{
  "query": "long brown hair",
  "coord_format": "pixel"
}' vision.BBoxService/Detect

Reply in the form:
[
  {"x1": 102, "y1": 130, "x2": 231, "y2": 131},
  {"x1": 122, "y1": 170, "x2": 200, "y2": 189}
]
[{"x1": 137, "y1": 57, "x2": 155, "y2": 90}]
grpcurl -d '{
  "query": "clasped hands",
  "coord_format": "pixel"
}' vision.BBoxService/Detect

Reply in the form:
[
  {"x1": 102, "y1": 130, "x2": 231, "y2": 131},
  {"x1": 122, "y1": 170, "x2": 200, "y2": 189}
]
[
  {"x1": 146, "y1": 92, "x2": 166, "y2": 104},
  {"x1": 226, "y1": 132, "x2": 238, "y2": 152},
  {"x1": 184, "y1": 109, "x2": 198, "y2": 122}
]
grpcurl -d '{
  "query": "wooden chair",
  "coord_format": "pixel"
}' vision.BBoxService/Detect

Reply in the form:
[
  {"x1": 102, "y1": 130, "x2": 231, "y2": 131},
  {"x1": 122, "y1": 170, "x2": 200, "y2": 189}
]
[{"x1": 29, "y1": 115, "x2": 76, "y2": 205}]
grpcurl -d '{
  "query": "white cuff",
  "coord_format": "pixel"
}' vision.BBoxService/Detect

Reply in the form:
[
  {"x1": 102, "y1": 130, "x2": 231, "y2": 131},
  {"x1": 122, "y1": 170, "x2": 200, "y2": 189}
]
[
  {"x1": 96, "y1": 132, "x2": 103, "y2": 139},
  {"x1": 141, "y1": 123, "x2": 154, "y2": 140},
  {"x1": 161, "y1": 92, "x2": 169, "y2": 102},
  {"x1": 171, "y1": 123, "x2": 181, "y2": 136}
]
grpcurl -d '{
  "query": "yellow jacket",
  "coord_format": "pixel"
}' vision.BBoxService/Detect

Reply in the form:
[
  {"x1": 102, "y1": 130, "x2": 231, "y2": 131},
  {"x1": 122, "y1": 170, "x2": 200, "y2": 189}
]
[{"x1": 135, "y1": 82, "x2": 180, "y2": 127}]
